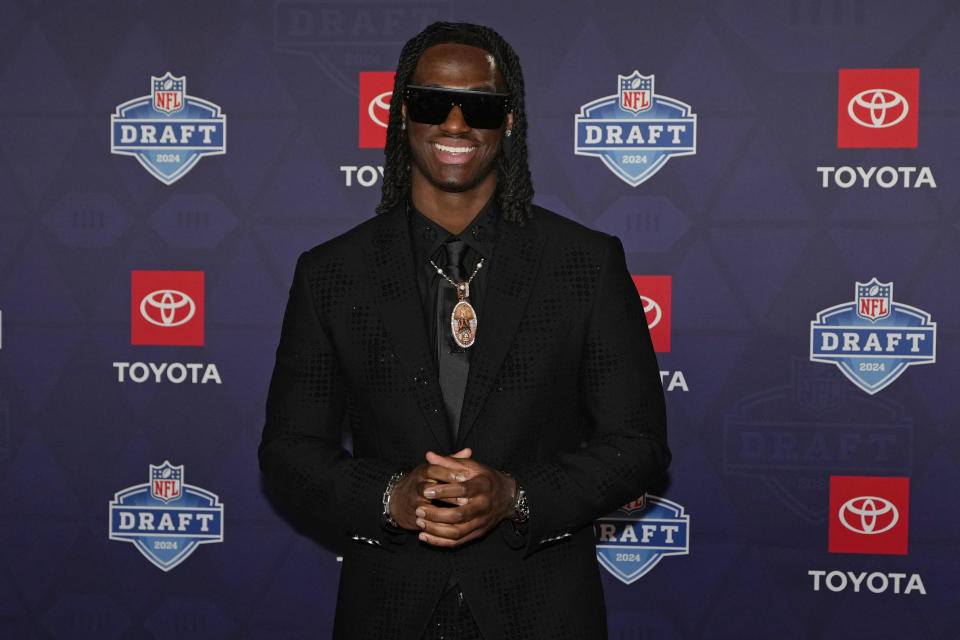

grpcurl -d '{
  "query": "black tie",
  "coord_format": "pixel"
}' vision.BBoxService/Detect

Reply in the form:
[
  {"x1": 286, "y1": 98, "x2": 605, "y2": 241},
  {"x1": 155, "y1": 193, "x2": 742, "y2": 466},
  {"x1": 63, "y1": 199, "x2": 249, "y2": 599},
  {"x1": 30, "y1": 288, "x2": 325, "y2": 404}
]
[{"x1": 437, "y1": 239, "x2": 470, "y2": 440}]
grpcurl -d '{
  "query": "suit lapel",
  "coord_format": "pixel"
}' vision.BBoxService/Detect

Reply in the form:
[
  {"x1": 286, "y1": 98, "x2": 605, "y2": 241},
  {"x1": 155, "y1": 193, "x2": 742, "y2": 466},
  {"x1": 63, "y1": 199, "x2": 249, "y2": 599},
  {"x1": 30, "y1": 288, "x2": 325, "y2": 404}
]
[
  {"x1": 456, "y1": 217, "x2": 546, "y2": 446},
  {"x1": 366, "y1": 206, "x2": 452, "y2": 451}
]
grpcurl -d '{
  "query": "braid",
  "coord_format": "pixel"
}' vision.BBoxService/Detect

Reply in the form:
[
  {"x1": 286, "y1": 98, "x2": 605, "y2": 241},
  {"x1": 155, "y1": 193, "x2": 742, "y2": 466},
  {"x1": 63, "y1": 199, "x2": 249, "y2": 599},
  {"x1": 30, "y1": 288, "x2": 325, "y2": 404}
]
[{"x1": 377, "y1": 22, "x2": 535, "y2": 225}]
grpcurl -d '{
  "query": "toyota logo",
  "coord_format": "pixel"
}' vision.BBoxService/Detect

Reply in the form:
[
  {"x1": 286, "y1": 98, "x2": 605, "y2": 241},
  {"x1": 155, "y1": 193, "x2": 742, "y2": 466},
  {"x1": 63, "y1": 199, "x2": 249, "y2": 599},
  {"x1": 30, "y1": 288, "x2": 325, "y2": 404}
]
[
  {"x1": 368, "y1": 91, "x2": 392, "y2": 128},
  {"x1": 847, "y1": 89, "x2": 909, "y2": 129},
  {"x1": 838, "y1": 496, "x2": 899, "y2": 535},
  {"x1": 640, "y1": 296, "x2": 662, "y2": 329},
  {"x1": 140, "y1": 289, "x2": 196, "y2": 327}
]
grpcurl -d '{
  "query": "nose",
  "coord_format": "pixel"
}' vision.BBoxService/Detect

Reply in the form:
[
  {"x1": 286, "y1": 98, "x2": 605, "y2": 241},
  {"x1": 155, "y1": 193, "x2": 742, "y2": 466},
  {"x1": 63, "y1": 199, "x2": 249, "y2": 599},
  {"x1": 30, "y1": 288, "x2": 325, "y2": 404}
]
[{"x1": 439, "y1": 105, "x2": 470, "y2": 133}]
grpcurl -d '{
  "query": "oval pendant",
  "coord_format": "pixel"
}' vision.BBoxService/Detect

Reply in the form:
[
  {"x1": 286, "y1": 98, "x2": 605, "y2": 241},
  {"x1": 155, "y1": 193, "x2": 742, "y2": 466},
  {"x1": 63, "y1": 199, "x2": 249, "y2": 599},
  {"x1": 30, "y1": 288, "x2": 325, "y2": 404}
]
[{"x1": 451, "y1": 300, "x2": 478, "y2": 348}]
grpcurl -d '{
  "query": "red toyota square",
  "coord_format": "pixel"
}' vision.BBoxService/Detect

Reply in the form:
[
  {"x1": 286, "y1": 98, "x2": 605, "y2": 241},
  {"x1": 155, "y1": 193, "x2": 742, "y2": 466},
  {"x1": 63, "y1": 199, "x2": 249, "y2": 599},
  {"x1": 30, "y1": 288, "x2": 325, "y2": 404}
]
[
  {"x1": 131, "y1": 271, "x2": 204, "y2": 346},
  {"x1": 837, "y1": 68, "x2": 919, "y2": 148},
  {"x1": 359, "y1": 71, "x2": 395, "y2": 148},
  {"x1": 828, "y1": 476, "x2": 909, "y2": 555},
  {"x1": 632, "y1": 275, "x2": 671, "y2": 353}
]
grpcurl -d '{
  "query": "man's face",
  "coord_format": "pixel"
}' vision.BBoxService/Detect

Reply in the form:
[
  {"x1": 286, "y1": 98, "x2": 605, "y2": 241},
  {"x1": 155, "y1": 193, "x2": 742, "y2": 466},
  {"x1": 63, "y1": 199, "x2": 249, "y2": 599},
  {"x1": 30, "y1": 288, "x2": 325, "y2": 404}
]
[{"x1": 403, "y1": 43, "x2": 514, "y2": 195}]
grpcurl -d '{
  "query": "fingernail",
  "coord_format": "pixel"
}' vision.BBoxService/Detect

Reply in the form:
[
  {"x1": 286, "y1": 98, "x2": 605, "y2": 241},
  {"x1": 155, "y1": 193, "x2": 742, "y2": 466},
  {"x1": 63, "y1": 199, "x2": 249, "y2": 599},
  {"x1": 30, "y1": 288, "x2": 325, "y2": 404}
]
[
  {"x1": 415, "y1": 508, "x2": 425, "y2": 517},
  {"x1": 419, "y1": 533, "x2": 428, "y2": 542},
  {"x1": 416, "y1": 519, "x2": 425, "y2": 528},
  {"x1": 457, "y1": 497, "x2": 468, "y2": 504},
  {"x1": 424, "y1": 489, "x2": 436, "y2": 498},
  {"x1": 454, "y1": 474, "x2": 467, "y2": 482}
]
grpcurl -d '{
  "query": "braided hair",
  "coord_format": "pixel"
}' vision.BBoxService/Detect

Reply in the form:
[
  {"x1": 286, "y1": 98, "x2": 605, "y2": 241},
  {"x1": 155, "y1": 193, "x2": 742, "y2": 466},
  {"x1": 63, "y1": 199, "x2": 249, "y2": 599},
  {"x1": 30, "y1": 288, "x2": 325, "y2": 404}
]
[{"x1": 376, "y1": 22, "x2": 534, "y2": 225}]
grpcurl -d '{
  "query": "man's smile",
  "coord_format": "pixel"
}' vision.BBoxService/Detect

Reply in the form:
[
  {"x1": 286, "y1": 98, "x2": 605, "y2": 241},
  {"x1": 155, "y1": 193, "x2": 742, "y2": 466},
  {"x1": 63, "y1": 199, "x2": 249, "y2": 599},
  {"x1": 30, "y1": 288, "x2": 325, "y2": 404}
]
[{"x1": 432, "y1": 139, "x2": 479, "y2": 164}]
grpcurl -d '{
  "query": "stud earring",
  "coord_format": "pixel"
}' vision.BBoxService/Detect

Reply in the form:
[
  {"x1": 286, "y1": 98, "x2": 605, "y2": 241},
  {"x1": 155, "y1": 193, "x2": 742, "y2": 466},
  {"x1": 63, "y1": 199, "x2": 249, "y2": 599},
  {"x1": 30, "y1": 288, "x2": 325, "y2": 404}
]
[
  {"x1": 504, "y1": 128, "x2": 512, "y2": 137},
  {"x1": 401, "y1": 121, "x2": 406, "y2": 131}
]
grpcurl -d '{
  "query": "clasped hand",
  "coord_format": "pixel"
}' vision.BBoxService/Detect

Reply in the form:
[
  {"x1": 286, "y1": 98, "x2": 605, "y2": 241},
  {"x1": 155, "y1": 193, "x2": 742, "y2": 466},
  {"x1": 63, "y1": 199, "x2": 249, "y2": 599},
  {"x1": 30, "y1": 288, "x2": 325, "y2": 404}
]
[{"x1": 390, "y1": 448, "x2": 517, "y2": 547}]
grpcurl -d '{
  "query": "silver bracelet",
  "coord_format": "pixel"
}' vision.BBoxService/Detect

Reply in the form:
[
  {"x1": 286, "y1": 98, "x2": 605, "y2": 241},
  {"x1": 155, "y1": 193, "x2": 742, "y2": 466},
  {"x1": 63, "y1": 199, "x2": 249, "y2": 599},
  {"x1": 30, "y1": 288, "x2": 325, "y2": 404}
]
[{"x1": 382, "y1": 471, "x2": 407, "y2": 528}]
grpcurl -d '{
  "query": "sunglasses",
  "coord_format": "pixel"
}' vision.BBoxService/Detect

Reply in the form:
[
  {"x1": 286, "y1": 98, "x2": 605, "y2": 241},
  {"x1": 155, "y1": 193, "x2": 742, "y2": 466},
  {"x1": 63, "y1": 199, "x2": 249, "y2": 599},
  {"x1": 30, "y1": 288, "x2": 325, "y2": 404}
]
[{"x1": 404, "y1": 85, "x2": 511, "y2": 129}]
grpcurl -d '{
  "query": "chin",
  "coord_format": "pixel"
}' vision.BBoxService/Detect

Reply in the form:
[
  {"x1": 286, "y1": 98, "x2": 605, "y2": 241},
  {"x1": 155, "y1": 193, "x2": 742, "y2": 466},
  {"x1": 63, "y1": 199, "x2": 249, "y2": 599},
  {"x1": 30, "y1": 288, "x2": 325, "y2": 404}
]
[
  {"x1": 433, "y1": 178, "x2": 475, "y2": 192},
  {"x1": 427, "y1": 167, "x2": 482, "y2": 193}
]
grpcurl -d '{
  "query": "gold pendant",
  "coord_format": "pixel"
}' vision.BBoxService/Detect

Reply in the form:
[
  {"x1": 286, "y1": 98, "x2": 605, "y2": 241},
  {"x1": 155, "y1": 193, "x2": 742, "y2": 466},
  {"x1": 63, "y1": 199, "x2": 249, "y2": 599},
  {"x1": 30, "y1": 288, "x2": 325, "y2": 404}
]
[{"x1": 451, "y1": 282, "x2": 477, "y2": 348}]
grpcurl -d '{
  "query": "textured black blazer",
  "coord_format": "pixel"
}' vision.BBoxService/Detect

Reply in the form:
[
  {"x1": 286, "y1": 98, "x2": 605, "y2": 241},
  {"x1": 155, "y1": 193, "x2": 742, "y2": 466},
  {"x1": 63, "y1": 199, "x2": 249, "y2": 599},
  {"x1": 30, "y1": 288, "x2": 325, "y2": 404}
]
[{"x1": 259, "y1": 204, "x2": 669, "y2": 640}]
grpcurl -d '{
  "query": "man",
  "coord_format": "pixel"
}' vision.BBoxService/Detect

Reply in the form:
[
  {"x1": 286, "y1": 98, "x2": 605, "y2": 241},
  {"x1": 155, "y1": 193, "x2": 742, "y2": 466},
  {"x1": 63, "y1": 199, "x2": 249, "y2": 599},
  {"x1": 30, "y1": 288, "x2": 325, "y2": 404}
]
[{"x1": 260, "y1": 22, "x2": 669, "y2": 639}]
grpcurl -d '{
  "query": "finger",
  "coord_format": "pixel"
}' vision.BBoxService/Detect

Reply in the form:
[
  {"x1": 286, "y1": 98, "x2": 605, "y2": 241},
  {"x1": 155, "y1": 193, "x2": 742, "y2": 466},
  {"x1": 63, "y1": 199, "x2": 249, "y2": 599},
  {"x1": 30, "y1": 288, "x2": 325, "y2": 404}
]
[
  {"x1": 422, "y1": 464, "x2": 468, "y2": 484},
  {"x1": 426, "y1": 448, "x2": 469, "y2": 460},
  {"x1": 429, "y1": 476, "x2": 494, "y2": 501},
  {"x1": 425, "y1": 451, "x2": 472, "y2": 474},
  {"x1": 416, "y1": 503, "x2": 477, "y2": 525},
  {"x1": 418, "y1": 526, "x2": 487, "y2": 548},
  {"x1": 422, "y1": 481, "x2": 469, "y2": 501},
  {"x1": 416, "y1": 517, "x2": 478, "y2": 541},
  {"x1": 427, "y1": 493, "x2": 491, "y2": 520},
  {"x1": 425, "y1": 475, "x2": 494, "y2": 501},
  {"x1": 414, "y1": 479, "x2": 437, "y2": 494}
]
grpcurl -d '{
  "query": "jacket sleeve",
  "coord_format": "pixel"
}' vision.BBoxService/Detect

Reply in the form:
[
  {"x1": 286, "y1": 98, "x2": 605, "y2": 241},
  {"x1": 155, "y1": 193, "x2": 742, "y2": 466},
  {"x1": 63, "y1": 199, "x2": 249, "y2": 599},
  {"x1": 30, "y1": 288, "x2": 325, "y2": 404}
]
[
  {"x1": 512, "y1": 236, "x2": 670, "y2": 555},
  {"x1": 258, "y1": 251, "x2": 400, "y2": 547}
]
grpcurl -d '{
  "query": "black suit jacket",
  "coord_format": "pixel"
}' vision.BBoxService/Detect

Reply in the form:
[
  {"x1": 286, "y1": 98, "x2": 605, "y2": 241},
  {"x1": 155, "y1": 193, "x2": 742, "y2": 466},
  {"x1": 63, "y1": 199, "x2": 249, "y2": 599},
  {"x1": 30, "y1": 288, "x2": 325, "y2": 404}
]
[{"x1": 259, "y1": 204, "x2": 669, "y2": 639}]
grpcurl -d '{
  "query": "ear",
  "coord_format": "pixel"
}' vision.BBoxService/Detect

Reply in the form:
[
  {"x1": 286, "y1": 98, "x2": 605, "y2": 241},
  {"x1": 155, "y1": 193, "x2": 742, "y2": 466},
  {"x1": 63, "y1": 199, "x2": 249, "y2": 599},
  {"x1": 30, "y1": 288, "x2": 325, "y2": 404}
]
[
  {"x1": 506, "y1": 111, "x2": 514, "y2": 131},
  {"x1": 401, "y1": 102, "x2": 408, "y2": 126}
]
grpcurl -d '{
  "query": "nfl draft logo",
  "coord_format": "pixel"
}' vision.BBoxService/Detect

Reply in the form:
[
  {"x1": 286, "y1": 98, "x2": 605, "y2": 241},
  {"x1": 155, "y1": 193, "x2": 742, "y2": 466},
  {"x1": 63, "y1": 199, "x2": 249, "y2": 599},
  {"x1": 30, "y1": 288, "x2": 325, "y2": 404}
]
[
  {"x1": 111, "y1": 73, "x2": 227, "y2": 185},
  {"x1": 575, "y1": 72, "x2": 696, "y2": 186},
  {"x1": 595, "y1": 495, "x2": 689, "y2": 584},
  {"x1": 109, "y1": 461, "x2": 224, "y2": 571},
  {"x1": 810, "y1": 279, "x2": 935, "y2": 394}
]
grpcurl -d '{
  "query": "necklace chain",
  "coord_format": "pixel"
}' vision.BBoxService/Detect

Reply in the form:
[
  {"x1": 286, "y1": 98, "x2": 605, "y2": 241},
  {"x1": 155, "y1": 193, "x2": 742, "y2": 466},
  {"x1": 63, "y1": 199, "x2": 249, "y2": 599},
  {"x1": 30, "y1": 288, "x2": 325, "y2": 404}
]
[{"x1": 429, "y1": 257, "x2": 484, "y2": 288}]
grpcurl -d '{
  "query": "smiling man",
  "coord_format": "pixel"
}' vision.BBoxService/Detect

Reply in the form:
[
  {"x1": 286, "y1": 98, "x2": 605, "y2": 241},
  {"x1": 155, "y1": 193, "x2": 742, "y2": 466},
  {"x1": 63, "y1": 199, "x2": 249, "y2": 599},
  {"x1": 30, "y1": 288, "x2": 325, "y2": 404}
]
[{"x1": 260, "y1": 22, "x2": 669, "y2": 640}]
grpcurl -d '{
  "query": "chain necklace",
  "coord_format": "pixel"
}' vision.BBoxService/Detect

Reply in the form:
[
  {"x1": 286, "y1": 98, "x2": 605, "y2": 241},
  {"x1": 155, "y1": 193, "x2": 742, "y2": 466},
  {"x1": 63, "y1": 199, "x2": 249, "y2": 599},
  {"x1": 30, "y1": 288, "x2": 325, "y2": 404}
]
[{"x1": 429, "y1": 257, "x2": 484, "y2": 348}]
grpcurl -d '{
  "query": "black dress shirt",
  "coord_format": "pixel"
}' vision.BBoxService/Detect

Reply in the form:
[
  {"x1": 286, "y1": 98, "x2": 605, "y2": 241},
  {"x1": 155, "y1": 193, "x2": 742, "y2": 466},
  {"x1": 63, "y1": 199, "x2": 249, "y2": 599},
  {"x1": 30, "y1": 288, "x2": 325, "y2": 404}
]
[{"x1": 408, "y1": 198, "x2": 499, "y2": 374}]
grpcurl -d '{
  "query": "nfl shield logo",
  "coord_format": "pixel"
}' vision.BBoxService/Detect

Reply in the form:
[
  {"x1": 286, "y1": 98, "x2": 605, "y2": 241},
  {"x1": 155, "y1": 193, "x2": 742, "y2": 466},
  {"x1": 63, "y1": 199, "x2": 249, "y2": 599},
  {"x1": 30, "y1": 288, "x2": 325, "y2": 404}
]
[
  {"x1": 150, "y1": 461, "x2": 183, "y2": 503},
  {"x1": 856, "y1": 278, "x2": 892, "y2": 322},
  {"x1": 152, "y1": 72, "x2": 185, "y2": 115},
  {"x1": 618, "y1": 72, "x2": 653, "y2": 114}
]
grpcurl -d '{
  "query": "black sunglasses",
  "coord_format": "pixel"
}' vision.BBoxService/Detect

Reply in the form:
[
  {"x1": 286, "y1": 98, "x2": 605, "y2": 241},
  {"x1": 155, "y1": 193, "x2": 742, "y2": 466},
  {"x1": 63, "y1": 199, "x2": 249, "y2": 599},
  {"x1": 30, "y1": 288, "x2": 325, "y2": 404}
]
[{"x1": 404, "y1": 85, "x2": 511, "y2": 129}]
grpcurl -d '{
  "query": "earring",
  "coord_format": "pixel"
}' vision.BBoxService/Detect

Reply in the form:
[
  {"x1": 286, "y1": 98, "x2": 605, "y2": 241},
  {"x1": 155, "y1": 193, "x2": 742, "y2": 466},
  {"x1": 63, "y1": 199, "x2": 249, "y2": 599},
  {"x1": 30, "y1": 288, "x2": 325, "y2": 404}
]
[
  {"x1": 504, "y1": 128, "x2": 512, "y2": 137},
  {"x1": 401, "y1": 121, "x2": 406, "y2": 131}
]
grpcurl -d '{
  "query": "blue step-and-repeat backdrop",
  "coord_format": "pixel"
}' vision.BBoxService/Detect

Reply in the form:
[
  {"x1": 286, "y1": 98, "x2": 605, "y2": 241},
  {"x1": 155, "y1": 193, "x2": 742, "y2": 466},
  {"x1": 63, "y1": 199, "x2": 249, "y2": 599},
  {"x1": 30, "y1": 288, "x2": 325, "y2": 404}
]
[{"x1": 1, "y1": 1, "x2": 958, "y2": 638}]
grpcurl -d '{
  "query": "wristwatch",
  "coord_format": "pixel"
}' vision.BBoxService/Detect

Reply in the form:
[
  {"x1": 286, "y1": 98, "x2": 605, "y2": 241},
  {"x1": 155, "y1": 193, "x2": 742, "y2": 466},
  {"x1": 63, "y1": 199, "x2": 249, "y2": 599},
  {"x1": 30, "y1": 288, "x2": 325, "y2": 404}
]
[{"x1": 511, "y1": 482, "x2": 529, "y2": 523}]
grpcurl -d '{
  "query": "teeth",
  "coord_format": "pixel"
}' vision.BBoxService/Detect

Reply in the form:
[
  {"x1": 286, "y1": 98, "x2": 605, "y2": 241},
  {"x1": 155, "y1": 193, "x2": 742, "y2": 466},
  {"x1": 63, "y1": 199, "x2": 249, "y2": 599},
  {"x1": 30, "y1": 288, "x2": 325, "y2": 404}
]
[{"x1": 434, "y1": 142, "x2": 476, "y2": 154}]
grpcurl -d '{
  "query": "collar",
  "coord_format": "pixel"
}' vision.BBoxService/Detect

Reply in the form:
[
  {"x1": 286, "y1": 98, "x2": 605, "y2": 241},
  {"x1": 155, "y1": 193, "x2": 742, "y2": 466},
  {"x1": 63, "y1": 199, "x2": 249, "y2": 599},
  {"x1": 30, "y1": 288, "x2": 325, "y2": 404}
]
[{"x1": 408, "y1": 197, "x2": 499, "y2": 264}]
